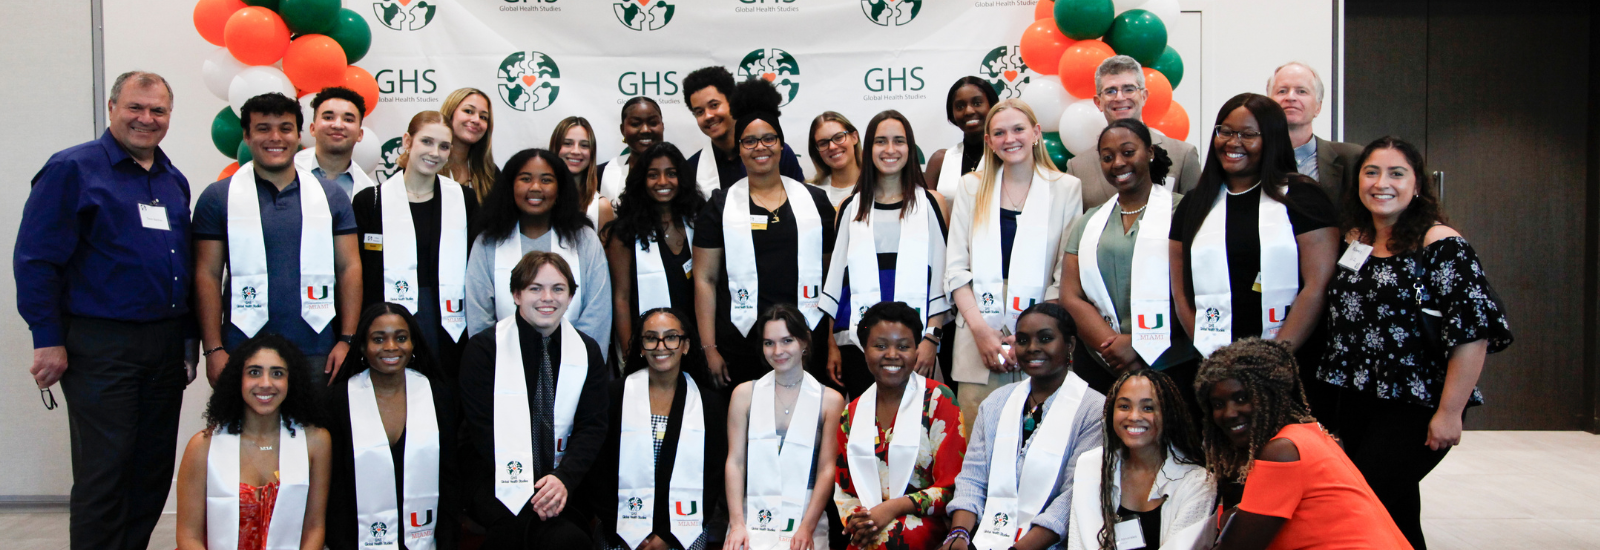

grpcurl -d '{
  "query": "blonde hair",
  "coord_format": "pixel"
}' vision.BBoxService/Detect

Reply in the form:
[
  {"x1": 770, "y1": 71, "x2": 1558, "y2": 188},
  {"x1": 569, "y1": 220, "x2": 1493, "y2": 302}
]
[
  {"x1": 397, "y1": 111, "x2": 448, "y2": 171},
  {"x1": 439, "y1": 88, "x2": 499, "y2": 203},
  {"x1": 973, "y1": 98, "x2": 1059, "y2": 227},
  {"x1": 548, "y1": 116, "x2": 599, "y2": 213}
]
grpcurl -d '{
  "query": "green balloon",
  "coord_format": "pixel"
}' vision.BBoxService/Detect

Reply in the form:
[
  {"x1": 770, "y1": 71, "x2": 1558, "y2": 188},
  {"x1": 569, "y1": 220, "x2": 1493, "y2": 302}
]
[
  {"x1": 1148, "y1": 45, "x2": 1184, "y2": 90},
  {"x1": 326, "y1": 8, "x2": 372, "y2": 63},
  {"x1": 1042, "y1": 132, "x2": 1071, "y2": 168},
  {"x1": 1104, "y1": 9, "x2": 1168, "y2": 66},
  {"x1": 212, "y1": 108, "x2": 243, "y2": 159},
  {"x1": 1054, "y1": 0, "x2": 1115, "y2": 40},
  {"x1": 237, "y1": 140, "x2": 253, "y2": 166},
  {"x1": 242, "y1": 0, "x2": 279, "y2": 10},
  {"x1": 279, "y1": 0, "x2": 341, "y2": 35}
]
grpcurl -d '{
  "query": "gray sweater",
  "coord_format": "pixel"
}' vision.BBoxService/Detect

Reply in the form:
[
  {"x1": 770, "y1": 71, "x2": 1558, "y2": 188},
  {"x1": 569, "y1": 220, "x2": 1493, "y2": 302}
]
[{"x1": 464, "y1": 226, "x2": 612, "y2": 358}]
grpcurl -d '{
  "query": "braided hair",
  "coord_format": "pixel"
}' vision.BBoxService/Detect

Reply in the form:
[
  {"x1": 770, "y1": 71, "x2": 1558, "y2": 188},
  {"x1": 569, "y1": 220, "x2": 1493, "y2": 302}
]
[
  {"x1": 1193, "y1": 338, "x2": 1316, "y2": 483},
  {"x1": 1095, "y1": 368, "x2": 1204, "y2": 550}
]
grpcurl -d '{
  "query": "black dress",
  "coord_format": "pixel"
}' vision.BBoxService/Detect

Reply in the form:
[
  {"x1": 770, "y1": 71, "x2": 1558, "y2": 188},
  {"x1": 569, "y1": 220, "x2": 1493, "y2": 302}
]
[
  {"x1": 325, "y1": 369, "x2": 460, "y2": 550},
  {"x1": 621, "y1": 230, "x2": 698, "y2": 332}
]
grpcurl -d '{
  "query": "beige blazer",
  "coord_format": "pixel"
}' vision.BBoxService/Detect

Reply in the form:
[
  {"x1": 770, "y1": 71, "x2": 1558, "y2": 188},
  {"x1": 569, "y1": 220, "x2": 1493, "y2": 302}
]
[
  {"x1": 943, "y1": 168, "x2": 1083, "y2": 383},
  {"x1": 1068, "y1": 131, "x2": 1202, "y2": 211}
]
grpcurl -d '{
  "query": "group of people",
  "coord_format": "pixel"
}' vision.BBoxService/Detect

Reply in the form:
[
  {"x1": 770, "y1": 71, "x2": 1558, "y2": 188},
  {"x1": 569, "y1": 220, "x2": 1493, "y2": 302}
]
[{"x1": 18, "y1": 55, "x2": 1512, "y2": 550}]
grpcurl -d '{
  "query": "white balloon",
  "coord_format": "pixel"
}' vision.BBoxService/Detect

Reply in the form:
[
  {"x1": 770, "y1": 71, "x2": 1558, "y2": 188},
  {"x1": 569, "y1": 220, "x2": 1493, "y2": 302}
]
[
  {"x1": 1058, "y1": 98, "x2": 1109, "y2": 156},
  {"x1": 299, "y1": 93, "x2": 317, "y2": 148},
  {"x1": 352, "y1": 126, "x2": 382, "y2": 174},
  {"x1": 1113, "y1": 0, "x2": 1146, "y2": 16},
  {"x1": 228, "y1": 66, "x2": 295, "y2": 117},
  {"x1": 1019, "y1": 76, "x2": 1072, "y2": 133},
  {"x1": 202, "y1": 48, "x2": 247, "y2": 102},
  {"x1": 1136, "y1": 0, "x2": 1181, "y2": 26}
]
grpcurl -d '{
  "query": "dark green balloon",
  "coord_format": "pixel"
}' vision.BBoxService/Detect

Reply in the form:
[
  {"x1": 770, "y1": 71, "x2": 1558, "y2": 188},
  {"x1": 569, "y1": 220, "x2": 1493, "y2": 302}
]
[
  {"x1": 237, "y1": 140, "x2": 253, "y2": 166},
  {"x1": 212, "y1": 107, "x2": 242, "y2": 159},
  {"x1": 326, "y1": 8, "x2": 372, "y2": 63},
  {"x1": 1042, "y1": 132, "x2": 1071, "y2": 168},
  {"x1": 1148, "y1": 45, "x2": 1184, "y2": 90},
  {"x1": 280, "y1": 0, "x2": 340, "y2": 35},
  {"x1": 242, "y1": 0, "x2": 279, "y2": 10},
  {"x1": 1054, "y1": 0, "x2": 1114, "y2": 40},
  {"x1": 1104, "y1": 9, "x2": 1168, "y2": 66}
]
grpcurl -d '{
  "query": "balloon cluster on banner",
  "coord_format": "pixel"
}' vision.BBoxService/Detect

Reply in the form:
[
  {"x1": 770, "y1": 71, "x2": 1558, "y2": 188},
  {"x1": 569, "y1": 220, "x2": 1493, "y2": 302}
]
[
  {"x1": 1020, "y1": 0, "x2": 1188, "y2": 166},
  {"x1": 194, "y1": 0, "x2": 380, "y2": 170}
]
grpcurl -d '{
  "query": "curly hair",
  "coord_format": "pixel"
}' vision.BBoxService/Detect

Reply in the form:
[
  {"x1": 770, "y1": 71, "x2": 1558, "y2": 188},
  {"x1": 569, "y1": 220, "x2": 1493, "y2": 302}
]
[
  {"x1": 682, "y1": 66, "x2": 736, "y2": 109},
  {"x1": 1193, "y1": 338, "x2": 1316, "y2": 483},
  {"x1": 731, "y1": 78, "x2": 785, "y2": 146},
  {"x1": 1099, "y1": 118, "x2": 1173, "y2": 185},
  {"x1": 334, "y1": 302, "x2": 443, "y2": 383},
  {"x1": 203, "y1": 333, "x2": 327, "y2": 436},
  {"x1": 476, "y1": 148, "x2": 591, "y2": 245},
  {"x1": 1341, "y1": 136, "x2": 1449, "y2": 255},
  {"x1": 602, "y1": 142, "x2": 704, "y2": 252},
  {"x1": 623, "y1": 307, "x2": 711, "y2": 387},
  {"x1": 1096, "y1": 368, "x2": 1204, "y2": 550}
]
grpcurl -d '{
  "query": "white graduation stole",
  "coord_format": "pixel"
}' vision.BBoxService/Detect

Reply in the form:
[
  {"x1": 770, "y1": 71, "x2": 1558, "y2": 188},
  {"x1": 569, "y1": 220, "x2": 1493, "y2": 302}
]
[
  {"x1": 206, "y1": 421, "x2": 310, "y2": 550},
  {"x1": 839, "y1": 196, "x2": 931, "y2": 347},
  {"x1": 694, "y1": 146, "x2": 720, "y2": 200},
  {"x1": 294, "y1": 148, "x2": 377, "y2": 199},
  {"x1": 970, "y1": 168, "x2": 1052, "y2": 331},
  {"x1": 936, "y1": 141, "x2": 984, "y2": 192},
  {"x1": 1077, "y1": 183, "x2": 1174, "y2": 364},
  {"x1": 635, "y1": 222, "x2": 693, "y2": 314},
  {"x1": 492, "y1": 318, "x2": 588, "y2": 511},
  {"x1": 972, "y1": 374, "x2": 1088, "y2": 549},
  {"x1": 1190, "y1": 185, "x2": 1299, "y2": 356},
  {"x1": 845, "y1": 372, "x2": 925, "y2": 509},
  {"x1": 723, "y1": 177, "x2": 825, "y2": 335},
  {"x1": 347, "y1": 369, "x2": 442, "y2": 550},
  {"x1": 616, "y1": 370, "x2": 705, "y2": 549},
  {"x1": 493, "y1": 223, "x2": 583, "y2": 324},
  {"x1": 745, "y1": 371, "x2": 825, "y2": 549},
  {"x1": 585, "y1": 193, "x2": 602, "y2": 229},
  {"x1": 600, "y1": 153, "x2": 629, "y2": 204},
  {"x1": 227, "y1": 162, "x2": 336, "y2": 336},
  {"x1": 379, "y1": 173, "x2": 469, "y2": 340}
]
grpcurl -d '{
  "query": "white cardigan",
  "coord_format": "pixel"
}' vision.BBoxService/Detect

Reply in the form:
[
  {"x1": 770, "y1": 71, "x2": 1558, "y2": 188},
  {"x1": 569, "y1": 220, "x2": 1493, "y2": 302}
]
[{"x1": 1065, "y1": 446, "x2": 1217, "y2": 550}]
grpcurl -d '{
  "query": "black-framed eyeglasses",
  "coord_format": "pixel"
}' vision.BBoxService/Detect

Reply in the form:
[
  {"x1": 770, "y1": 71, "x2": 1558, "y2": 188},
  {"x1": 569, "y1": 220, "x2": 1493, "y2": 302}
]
[
  {"x1": 814, "y1": 131, "x2": 853, "y2": 150},
  {"x1": 641, "y1": 333, "x2": 685, "y2": 350},
  {"x1": 40, "y1": 387, "x2": 57, "y2": 410},
  {"x1": 1214, "y1": 126, "x2": 1263, "y2": 142},
  {"x1": 740, "y1": 134, "x2": 781, "y2": 150},
  {"x1": 1099, "y1": 85, "x2": 1144, "y2": 98}
]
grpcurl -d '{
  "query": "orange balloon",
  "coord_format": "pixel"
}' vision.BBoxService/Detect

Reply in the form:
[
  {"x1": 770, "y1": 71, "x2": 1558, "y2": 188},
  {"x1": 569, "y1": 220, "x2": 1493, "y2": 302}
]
[
  {"x1": 343, "y1": 66, "x2": 380, "y2": 117},
  {"x1": 1149, "y1": 100, "x2": 1190, "y2": 141},
  {"x1": 1142, "y1": 68, "x2": 1173, "y2": 119},
  {"x1": 223, "y1": 6, "x2": 291, "y2": 66},
  {"x1": 1034, "y1": 0, "x2": 1056, "y2": 21},
  {"x1": 218, "y1": 161, "x2": 241, "y2": 181},
  {"x1": 283, "y1": 35, "x2": 347, "y2": 92},
  {"x1": 1057, "y1": 39, "x2": 1115, "y2": 99},
  {"x1": 193, "y1": 0, "x2": 247, "y2": 47},
  {"x1": 1020, "y1": 20, "x2": 1075, "y2": 76}
]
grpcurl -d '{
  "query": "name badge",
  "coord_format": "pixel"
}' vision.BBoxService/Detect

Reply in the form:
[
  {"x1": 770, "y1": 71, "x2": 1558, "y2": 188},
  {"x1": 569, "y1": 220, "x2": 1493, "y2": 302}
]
[
  {"x1": 1338, "y1": 241, "x2": 1374, "y2": 272},
  {"x1": 363, "y1": 233, "x2": 383, "y2": 251},
  {"x1": 138, "y1": 202, "x2": 170, "y2": 231},
  {"x1": 748, "y1": 214, "x2": 768, "y2": 231},
  {"x1": 1114, "y1": 517, "x2": 1145, "y2": 550},
  {"x1": 682, "y1": 257, "x2": 693, "y2": 276},
  {"x1": 1251, "y1": 272, "x2": 1263, "y2": 293}
]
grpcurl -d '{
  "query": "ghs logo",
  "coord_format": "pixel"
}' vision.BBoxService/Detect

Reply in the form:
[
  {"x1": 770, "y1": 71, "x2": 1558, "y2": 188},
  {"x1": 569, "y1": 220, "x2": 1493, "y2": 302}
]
[
  {"x1": 373, "y1": 0, "x2": 437, "y2": 31},
  {"x1": 735, "y1": 288, "x2": 751, "y2": 305},
  {"x1": 737, "y1": 48, "x2": 801, "y2": 106},
  {"x1": 370, "y1": 521, "x2": 389, "y2": 538},
  {"x1": 980, "y1": 292, "x2": 995, "y2": 307},
  {"x1": 1201, "y1": 307, "x2": 1222, "y2": 331},
  {"x1": 979, "y1": 45, "x2": 1029, "y2": 100},
  {"x1": 627, "y1": 497, "x2": 644, "y2": 512},
  {"x1": 615, "y1": 0, "x2": 675, "y2": 31},
  {"x1": 861, "y1": 0, "x2": 920, "y2": 26},
  {"x1": 497, "y1": 51, "x2": 563, "y2": 112},
  {"x1": 991, "y1": 511, "x2": 1010, "y2": 528},
  {"x1": 241, "y1": 286, "x2": 259, "y2": 304},
  {"x1": 756, "y1": 508, "x2": 773, "y2": 527},
  {"x1": 394, "y1": 280, "x2": 411, "y2": 300},
  {"x1": 506, "y1": 460, "x2": 524, "y2": 477},
  {"x1": 377, "y1": 137, "x2": 405, "y2": 182}
]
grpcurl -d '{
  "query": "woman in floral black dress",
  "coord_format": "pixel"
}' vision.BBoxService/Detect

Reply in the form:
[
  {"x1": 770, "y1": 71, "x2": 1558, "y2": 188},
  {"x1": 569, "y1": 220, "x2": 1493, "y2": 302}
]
[{"x1": 1318, "y1": 136, "x2": 1512, "y2": 550}]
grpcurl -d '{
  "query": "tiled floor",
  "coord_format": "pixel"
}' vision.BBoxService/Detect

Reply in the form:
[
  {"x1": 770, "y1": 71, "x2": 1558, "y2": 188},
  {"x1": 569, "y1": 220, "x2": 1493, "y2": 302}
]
[{"x1": 3, "y1": 431, "x2": 1597, "y2": 549}]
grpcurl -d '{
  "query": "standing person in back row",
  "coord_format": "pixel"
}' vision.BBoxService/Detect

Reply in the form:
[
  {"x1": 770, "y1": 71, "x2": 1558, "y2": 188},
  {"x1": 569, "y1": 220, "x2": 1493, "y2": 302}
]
[
  {"x1": 296, "y1": 86, "x2": 378, "y2": 202},
  {"x1": 679, "y1": 66, "x2": 807, "y2": 196},
  {"x1": 1267, "y1": 62, "x2": 1362, "y2": 216},
  {"x1": 194, "y1": 92, "x2": 364, "y2": 385},
  {"x1": 1067, "y1": 56, "x2": 1202, "y2": 209},
  {"x1": 16, "y1": 70, "x2": 192, "y2": 550}
]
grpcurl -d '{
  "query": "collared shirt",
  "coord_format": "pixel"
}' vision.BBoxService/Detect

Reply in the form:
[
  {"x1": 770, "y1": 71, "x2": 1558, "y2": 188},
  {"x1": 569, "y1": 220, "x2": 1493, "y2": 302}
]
[
  {"x1": 1293, "y1": 139, "x2": 1319, "y2": 180},
  {"x1": 310, "y1": 164, "x2": 357, "y2": 201},
  {"x1": 15, "y1": 130, "x2": 192, "y2": 348}
]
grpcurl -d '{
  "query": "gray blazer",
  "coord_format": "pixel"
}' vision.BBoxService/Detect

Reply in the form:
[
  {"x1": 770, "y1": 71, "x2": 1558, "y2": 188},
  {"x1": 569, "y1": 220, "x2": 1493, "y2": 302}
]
[
  {"x1": 1068, "y1": 131, "x2": 1202, "y2": 211},
  {"x1": 1313, "y1": 136, "x2": 1365, "y2": 216}
]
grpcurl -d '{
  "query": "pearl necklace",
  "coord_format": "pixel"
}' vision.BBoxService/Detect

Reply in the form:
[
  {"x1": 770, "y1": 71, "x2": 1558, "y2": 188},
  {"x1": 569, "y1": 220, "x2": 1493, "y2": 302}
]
[{"x1": 1118, "y1": 203, "x2": 1148, "y2": 216}]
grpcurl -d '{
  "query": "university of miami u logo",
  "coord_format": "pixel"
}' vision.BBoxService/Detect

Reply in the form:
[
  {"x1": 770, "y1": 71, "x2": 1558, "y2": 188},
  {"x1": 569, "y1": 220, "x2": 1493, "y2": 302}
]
[
  {"x1": 674, "y1": 501, "x2": 698, "y2": 516},
  {"x1": 1268, "y1": 307, "x2": 1285, "y2": 323},
  {"x1": 307, "y1": 285, "x2": 330, "y2": 300},
  {"x1": 443, "y1": 299, "x2": 463, "y2": 313},
  {"x1": 1138, "y1": 314, "x2": 1164, "y2": 330},
  {"x1": 801, "y1": 285, "x2": 819, "y2": 299},
  {"x1": 409, "y1": 510, "x2": 434, "y2": 527},
  {"x1": 1011, "y1": 297, "x2": 1036, "y2": 312},
  {"x1": 781, "y1": 518, "x2": 796, "y2": 532}
]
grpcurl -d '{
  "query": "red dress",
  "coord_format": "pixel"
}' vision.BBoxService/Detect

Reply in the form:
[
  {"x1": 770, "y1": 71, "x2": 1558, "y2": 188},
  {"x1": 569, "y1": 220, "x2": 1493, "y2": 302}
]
[
  {"x1": 1239, "y1": 423, "x2": 1412, "y2": 549},
  {"x1": 834, "y1": 377, "x2": 966, "y2": 550},
  {"x1": 237, "y1": 481, "x2": 280, "y2": 550}
]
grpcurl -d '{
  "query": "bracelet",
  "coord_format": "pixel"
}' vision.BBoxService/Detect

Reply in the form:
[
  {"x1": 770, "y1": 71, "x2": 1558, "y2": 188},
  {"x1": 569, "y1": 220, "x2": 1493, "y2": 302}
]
[
  {"x1": 202, "y1": 346, "x2": 226, "y2": 357},
  {"x1": 702, "y1": 344, "x2": 717, "y2": 350},
  {"x1": 943, "y1": 526, "x2": 971, "y2": 546}
]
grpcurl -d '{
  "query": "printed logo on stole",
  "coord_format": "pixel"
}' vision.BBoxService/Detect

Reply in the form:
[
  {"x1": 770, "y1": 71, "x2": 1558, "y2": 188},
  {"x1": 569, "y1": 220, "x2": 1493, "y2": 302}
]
[
  {"x1": 497, "y1": 51, "x2": 563, "y2": 112},
  {"x1": 307, "y1": 285, "x2": 331, "y2": 300},
  {"x1": 860, "y1": 0, "x2": 921, "y2": 26},
  {"x1": 673, "y1": 500, "x2": 698, "y2": 516},
  {"x1": 980, "y1": 292, "x2": 995, "y2": 307},
  {"x1": 369, "y1": 521, "x2": 389, "y2": 538},
  {"x1": 1200, "y1": 307, "x2": 1223, "y2": 332},
  {"x1": 800, "y1": 285, "x2": 819, "y2": 299},
  {"x1": 372, "y1": 0, "x2": 437, "y2": 31},
  {"x1": 1267, "y1": 307, "x2": 1286, "y2": 323},
  {"x1": 734, "y1": 288, "x2": 752, "y2": 307},
  {"x1": 240, "y1": 286, "x2": 261, "y2": 308},
  {"x1": 394, "y1": 280, "x2": 410, "y2": 300},
  {"x1": 443, "y1": 299, "x2": 463, "y2": 313},
  {"x1": 505, "y1": 460, "x2": 524, "y2": 479},
  {"x1": 979, "y1": 45, "x2": 1029, "y2": 100},
  {"x1": 736, "y1": 48, "x2": 801, "y2": 106},
  {"x1": 614, "y1": 0, "x2": 675, "y2": 30},
  {"x1": 1010, "y1": 297, "x2": 1036, "y2": 313},
  {"x1": 1138, "y1": 314, "x2": 1164, "y2": 330},
  {"x1": 409, "y1": 510, "x2": 434, "y2": 527}
]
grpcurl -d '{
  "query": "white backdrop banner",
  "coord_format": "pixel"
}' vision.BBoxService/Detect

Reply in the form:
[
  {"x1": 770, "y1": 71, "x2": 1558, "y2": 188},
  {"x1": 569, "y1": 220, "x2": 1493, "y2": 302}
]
[{"x1": 355, "y1": 0, "x2": 1041, "y2": 182}]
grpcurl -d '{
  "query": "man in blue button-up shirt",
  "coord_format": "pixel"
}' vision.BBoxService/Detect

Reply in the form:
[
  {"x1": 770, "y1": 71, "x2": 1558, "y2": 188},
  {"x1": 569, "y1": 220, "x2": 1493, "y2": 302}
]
[{"x1": 14, "y1": 71, "x2": 193, "y2": 550}]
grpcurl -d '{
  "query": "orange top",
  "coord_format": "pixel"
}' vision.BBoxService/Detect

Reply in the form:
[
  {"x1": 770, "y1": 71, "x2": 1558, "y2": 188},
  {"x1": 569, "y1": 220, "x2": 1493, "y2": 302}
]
[
  {"x1": 238, "y1": 481, "x2": 280, "y2": 550},
  {"x1": 1239, "y1": 423, "x2": 1412, "y2": 550}
]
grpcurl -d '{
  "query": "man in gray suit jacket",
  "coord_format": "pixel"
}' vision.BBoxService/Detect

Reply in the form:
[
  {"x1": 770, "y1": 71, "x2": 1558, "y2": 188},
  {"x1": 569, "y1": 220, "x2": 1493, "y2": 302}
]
[
  {"x1": 1269, "y1": 61, "x2": 1363, "y2": 216},
  {"x1": 1067, "y1": 55, "x2": 1203, "y2": 210}
]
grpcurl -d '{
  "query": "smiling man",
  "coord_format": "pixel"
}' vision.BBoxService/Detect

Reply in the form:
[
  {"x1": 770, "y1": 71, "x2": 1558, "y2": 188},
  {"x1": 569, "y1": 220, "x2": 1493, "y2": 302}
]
[
  {"x1": 678, "y1": 66, "x2": 807, "y2": 196},
  {"x1": 1067, "y1": 56, "x2": 1203, "y2": 210},
  {"x1": 296, "y1": 86, "x2": 376, "y2": 201},
  {"x1": 193, "y1": 93, "x2": 363, "y2": 387},
  {"x1": 1268, "y1": 61, "x2": 1363, "y2": 214}
]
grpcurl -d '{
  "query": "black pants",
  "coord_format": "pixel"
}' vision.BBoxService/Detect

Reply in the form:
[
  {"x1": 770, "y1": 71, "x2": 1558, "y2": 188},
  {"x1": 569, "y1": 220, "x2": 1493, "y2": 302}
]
[
  {"x1": 481, "y1": 504, "x2": 591, "y2": 549},
  {"x1": 1320, "y1": 386, "x2": 1455, "y2": 550},
  {"x1": 60, "y1": 316, "x2": 187, "y2": 550}
]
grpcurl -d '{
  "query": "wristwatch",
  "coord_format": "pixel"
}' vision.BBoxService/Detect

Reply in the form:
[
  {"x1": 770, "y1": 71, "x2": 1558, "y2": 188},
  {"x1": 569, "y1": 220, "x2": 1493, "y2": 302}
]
[{"x1": 338, "y1": 334, "x2": 356, "y2": 345}]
